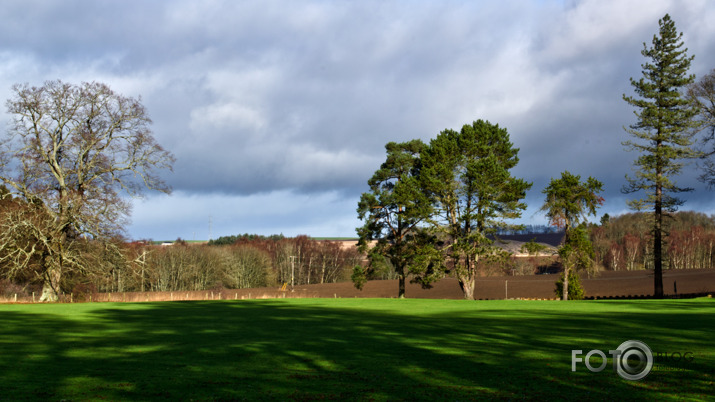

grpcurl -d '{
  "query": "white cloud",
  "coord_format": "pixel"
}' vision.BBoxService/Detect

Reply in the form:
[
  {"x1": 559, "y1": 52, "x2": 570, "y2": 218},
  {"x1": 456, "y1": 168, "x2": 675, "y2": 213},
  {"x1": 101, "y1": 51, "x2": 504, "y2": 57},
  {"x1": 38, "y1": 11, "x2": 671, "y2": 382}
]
[
  {"x1": 537, "y1": 0, "x2": 670, "y2": 62},
  {"x1": 190, "y1": 102, "x2": 267, "y2": 132}
]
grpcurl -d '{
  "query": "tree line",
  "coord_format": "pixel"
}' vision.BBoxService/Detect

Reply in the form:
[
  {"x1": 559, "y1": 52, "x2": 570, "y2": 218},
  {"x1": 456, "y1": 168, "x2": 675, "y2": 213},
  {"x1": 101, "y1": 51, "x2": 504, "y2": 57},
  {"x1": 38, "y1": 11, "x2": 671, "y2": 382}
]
[
  {"x1": 0, "y1": 234, "x2": 361, "y2": 300},
  {"x1": 592, "y1": 211, "x2": 715, "y2": 272}
]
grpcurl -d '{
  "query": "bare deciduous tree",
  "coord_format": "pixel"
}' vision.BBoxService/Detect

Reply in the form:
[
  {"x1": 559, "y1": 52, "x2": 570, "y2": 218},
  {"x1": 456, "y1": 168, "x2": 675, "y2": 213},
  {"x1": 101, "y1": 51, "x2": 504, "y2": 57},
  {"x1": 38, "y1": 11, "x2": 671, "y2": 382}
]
[
  {"x1": 688, "y1": 69, "x2": 715, "y2": 187},
  {"x1": 0, "y1": 80, "x2": 174, "y2": 301}
]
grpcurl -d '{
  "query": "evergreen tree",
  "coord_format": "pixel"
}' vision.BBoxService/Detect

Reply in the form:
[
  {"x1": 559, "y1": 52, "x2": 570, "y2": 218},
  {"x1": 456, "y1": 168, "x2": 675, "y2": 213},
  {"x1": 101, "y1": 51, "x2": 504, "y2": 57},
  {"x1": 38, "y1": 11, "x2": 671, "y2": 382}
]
[
  {"x1": 421, "y1": 120, "x2": 531, "y2": 299},
  {"x1": 622, "y1": 14, "x2": 700, "y2": 298},
  {"x1": 354, "y1": 140, "x2": 440, "y2": 298},
  {"x1": 540, "y1": 171, "x2": 603, "y2": 300}
]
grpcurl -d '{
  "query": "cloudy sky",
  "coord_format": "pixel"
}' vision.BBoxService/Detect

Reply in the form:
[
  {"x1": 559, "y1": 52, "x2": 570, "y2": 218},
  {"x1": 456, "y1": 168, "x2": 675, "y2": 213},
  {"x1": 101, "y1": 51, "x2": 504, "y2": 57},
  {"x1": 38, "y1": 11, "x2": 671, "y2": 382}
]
[{"x1": 1, "y1": 0, "x2": 714, "y2": 240}]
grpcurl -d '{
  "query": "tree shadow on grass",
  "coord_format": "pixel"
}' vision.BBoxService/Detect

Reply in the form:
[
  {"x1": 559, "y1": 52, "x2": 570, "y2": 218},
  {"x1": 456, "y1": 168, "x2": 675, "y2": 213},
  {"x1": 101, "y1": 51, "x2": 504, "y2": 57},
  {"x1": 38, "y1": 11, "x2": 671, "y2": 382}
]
[{"x1": 0, "y1": 299, "x2": 713, "y2": 400}]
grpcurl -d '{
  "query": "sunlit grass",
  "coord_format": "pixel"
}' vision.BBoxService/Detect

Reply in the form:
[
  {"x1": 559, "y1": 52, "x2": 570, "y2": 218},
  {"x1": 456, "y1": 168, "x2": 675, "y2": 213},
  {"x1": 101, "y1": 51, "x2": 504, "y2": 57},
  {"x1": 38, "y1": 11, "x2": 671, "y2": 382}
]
[{"x1": 0, "y1": 298, "x2": 713, "y2": 400}]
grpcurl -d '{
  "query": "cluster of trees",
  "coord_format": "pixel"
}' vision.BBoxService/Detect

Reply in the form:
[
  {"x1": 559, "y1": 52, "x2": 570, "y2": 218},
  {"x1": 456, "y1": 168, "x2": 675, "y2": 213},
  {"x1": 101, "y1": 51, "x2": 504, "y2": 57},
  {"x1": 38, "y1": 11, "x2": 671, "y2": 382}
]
[
  {"x1": 592, "y1": 212, "x2": 715, "y2": 272},
  {"x1": 353, "y1": 120, "x2": 571, "y2": 299},
  {"x1": 112, "y1": 236, "x2": 358, "y2": 294},
  {"x1": 217, "y1": 235, "x2": 361, "y2": 287},
  {"x1": 0, "y1": 235, "x2": 360, "y2": 299},
  {"x1": 355, "y1": 14, "x2": 715, "y2": 300},
  {"x1": 112, "y1": 242, "x2": 276, "y2": 294}
]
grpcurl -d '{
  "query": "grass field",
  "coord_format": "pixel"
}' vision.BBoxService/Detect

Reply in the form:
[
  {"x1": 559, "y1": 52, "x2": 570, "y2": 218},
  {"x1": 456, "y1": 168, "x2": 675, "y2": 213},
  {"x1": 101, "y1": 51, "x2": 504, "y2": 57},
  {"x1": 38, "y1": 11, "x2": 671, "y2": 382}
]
[{"x1": 0, "y1": 298, "x2": 713, "y2": 400}]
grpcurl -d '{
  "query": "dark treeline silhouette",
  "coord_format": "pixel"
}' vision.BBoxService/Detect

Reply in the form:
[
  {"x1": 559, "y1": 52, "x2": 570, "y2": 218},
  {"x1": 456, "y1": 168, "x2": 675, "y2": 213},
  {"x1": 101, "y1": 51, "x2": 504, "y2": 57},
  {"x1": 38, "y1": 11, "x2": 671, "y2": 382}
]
[{"x1": 208, "y1": 233, "x2": 286, "y2": 245}]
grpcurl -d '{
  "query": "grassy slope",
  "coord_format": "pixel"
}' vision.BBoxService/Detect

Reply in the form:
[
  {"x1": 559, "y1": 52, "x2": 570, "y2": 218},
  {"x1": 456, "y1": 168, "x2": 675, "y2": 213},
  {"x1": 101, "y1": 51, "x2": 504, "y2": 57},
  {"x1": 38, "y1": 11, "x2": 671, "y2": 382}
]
[{"x1": 0, "y1": 299, "x2": 713, "y2": 401}]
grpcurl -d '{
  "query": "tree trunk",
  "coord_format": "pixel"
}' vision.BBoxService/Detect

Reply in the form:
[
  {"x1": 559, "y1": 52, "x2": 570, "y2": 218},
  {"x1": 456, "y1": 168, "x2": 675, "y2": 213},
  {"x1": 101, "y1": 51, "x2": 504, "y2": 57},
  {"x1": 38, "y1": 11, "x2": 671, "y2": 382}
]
[
  {"x1": 39, "y1": 266, "x2": 61, "y2": 302},
  {"x1": 320, "y1": 256, "x2": 326, "y2": 284},
  {"x1": 455, "y1": 255, "x2": 476, "y2": 300},
  {"x1": 562, "y1": 266, "x2": 569, "y2": 301},
  {"x1": 307, "y1": 256, "x2": 312, "y2": 285},
  {"x1": 459, "y1": 275, "x2": 475, "y2": 300},
  {"x1": 398, "y1": 271, "x2": 406, "y2": 299},
  {"x1": 653, "y1": 219, "x2": 664, "y2": 297},
  {"x1": 654, "y1": 175, "x2": 664, "y2": 298}
]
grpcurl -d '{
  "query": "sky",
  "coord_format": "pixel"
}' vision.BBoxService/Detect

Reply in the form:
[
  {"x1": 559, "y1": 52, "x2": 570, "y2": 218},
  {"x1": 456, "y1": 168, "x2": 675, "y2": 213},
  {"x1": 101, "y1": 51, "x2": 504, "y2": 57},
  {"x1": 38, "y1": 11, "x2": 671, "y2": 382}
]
[{"x1": 1, "y1": 0, "x2": 714, "y2": 241}]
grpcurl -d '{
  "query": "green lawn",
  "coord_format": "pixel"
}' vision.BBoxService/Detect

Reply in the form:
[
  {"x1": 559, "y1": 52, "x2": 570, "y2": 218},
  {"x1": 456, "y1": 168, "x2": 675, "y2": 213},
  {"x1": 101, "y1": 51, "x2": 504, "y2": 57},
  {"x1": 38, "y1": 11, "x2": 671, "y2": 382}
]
[{"x1": 0, "y1": 298, "x2": 713, "y2": 400}]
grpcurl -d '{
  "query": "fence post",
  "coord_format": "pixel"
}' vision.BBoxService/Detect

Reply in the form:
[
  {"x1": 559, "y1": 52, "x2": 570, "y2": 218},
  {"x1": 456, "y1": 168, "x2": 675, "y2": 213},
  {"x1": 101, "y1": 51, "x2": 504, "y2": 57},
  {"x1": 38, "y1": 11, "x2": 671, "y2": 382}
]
[
  {"x1": 505, "y1": 280, "x2": 508, "y2": 300},
  {"x1": 32, "y1": 292, "x2": 35, "y2": 303},
  {"x1": 14, "y1": 294, "x2": 17, "y2": 303},
  {"x1": 70, "y1": 293, "x2": 73, "y2": 303}
]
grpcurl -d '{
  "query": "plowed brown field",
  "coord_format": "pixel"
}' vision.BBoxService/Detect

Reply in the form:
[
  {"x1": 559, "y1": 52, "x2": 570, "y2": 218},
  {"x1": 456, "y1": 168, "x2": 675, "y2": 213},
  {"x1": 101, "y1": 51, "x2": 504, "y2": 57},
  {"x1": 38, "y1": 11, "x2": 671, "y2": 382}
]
[
  {"x1": 7, "y1": 268, "x2": 712, "y2": 303},
  {"x1": 285, "y1": 268, "x2": 715, "y2": 300}
]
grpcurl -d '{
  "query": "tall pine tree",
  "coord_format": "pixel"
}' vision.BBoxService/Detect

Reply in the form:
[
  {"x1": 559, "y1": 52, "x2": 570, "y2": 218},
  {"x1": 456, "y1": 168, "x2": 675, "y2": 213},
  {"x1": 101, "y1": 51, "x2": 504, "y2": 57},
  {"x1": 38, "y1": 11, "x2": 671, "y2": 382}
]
[
  {"x1": 354, "y1": 140, "x2": 441, "y2": 298},
  {"x1": 622, "y1": 14, "x2": 700, "y2": 298}
]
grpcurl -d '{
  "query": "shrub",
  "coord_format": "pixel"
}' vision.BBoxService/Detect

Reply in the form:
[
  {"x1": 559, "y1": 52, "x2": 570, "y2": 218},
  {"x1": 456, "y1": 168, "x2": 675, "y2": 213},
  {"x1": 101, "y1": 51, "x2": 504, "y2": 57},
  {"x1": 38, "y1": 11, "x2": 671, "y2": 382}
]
[
  {"x1": 70, "y1": 282, "x2": 97, "y2": 302},
  {"x1": 554, "y1": 270, "x2": 585, "y2": 300},
  {"x1": 0, "y1": 279, "x2": 26, "y2": 299}
]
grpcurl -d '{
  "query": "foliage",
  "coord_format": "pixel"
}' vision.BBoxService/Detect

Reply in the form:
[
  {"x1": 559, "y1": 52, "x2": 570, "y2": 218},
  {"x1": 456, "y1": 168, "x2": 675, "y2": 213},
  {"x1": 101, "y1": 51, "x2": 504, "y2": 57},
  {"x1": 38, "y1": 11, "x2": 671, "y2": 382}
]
[
  {"x1": 622, "y1": 14, "x2": 700, "y2": 297},
  {"x1": 554, "y1": 270, "x2": 585, "y2": 300},
  {"x1": 350, "y1": 265, "x2": 368, "y2": 290},
  {"x1": 559, "y1": 225, "x2": 596, "y2": 275},
  {"x1": 540, "y1": 171, "x2": 602, "y2": 300},
  {"x1": 520, "y1": 238, "x2": 548, "y2": 256},
  {"x1": 0, "y1": 80, "x2": 174, "y2": 301},
  {"x1": 622, "y1": 14, "x2": 700, "y2": 211},
  {"x1": 540, "y1": 171, "x2": 604, "y2": 233},
  {"x1": 355, "y1": 140, "x2": 439, "y2": 298},
  {"x1": 421, "y1": 120, "x2": 532, "y2": 299}
]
